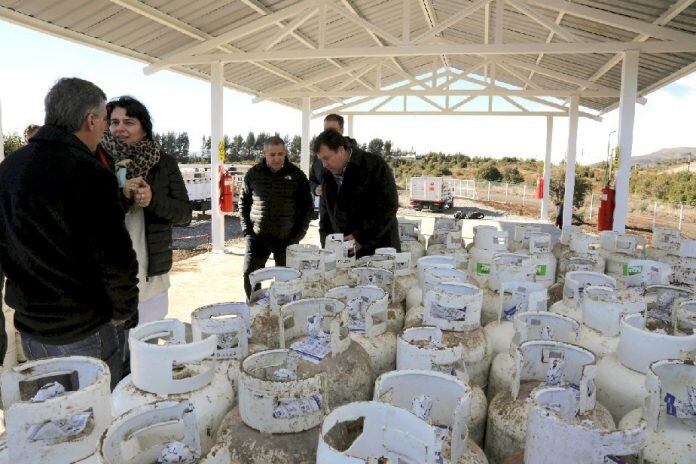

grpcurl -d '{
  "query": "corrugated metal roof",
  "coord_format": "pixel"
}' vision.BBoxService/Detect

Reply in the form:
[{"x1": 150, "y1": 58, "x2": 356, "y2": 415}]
[{"x1": 1, "y1": 0, "x2": 695, "y2": 115}]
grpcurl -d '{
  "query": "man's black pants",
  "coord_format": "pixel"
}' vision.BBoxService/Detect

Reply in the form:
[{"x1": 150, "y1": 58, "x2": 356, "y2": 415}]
[{"x1": 243, "y1": 235, "x2": 288, "y2": 298}]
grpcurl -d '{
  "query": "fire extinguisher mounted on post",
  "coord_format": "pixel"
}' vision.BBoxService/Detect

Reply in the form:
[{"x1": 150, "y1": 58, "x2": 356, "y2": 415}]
[
  {"x1": 219, "y1": 166, "x2": 234, "y2": 214},
  {"x1": 597, "y1": 145, "x2": 619, "y2": 231}
]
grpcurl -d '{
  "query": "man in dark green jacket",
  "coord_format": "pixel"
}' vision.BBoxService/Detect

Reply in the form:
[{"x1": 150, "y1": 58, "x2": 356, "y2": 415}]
[
  {"x1": 240, "y1": 136, "x2": 313, "y2": 297},
  {"x1": 314, "y1": 129, "x2": 401, "y2": 257}
]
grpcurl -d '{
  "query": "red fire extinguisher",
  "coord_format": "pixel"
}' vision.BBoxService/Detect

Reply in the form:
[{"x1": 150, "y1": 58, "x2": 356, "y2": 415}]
[
  {"x1": 597, "y1": 186, "x2": 615, "y2": 231},
  {"x1": 535, "y1": 177, "x2": 544, "y2": 200},
  {"x1": 219, "y1": 167, "x2": 234, "y2": 214}
]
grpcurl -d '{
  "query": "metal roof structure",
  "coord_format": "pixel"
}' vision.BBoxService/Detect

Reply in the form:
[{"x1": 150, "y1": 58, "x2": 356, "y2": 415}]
[
  {"x1": 2, "y1": 0, "x2": 695, "y2": 119},
  {"x1": 1, "y1": 0, "x2": 695, "y2": 250}
]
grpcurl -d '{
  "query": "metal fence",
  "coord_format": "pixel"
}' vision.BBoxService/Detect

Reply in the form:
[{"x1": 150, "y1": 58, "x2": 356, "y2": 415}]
[
  {"x1": 582, "y1": 193, "x2": 695, "y2": 237},
  {"x1": 444, "y1": 178, "x2": 478, "y2": 200}
]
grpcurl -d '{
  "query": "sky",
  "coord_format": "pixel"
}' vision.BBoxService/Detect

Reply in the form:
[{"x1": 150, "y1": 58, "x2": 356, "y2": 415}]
[{"x1": 1, "y1": 19, "x2": 695, "y2": 165}]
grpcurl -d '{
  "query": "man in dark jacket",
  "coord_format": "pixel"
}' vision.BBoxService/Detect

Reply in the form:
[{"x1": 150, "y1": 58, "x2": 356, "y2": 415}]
[
  {"x1": 0, "y1": 263, "x2": 6, "y2": 365},
  {"x1": 310, "y1": 114, "x2": 358, "y2": 243},
  {"x1": 0, "y1": 78, "x2": 138, "y2": 386},
  {"x1": 314, "y1": 129, "x2": 400, "y2": 258},
  {"x1": 241, "y1": 136, "x2": 313, "y2": 297}
]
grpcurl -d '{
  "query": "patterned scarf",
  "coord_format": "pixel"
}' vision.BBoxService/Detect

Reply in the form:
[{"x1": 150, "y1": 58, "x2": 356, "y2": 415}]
[{"x1": 100, "y1": 131, "x2": 161, "y2": 179}]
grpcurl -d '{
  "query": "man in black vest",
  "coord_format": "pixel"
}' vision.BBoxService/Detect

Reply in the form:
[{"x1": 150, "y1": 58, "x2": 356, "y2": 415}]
[
  {"x1": 314, "y1": 129, "x2": 400, "y2": 258},
  {"x1": 240, "y1": 136, "x2": 313, "y2": 297}
]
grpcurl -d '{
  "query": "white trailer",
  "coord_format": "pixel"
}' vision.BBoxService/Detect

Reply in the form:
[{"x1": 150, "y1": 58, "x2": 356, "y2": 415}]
[{"x1": 409, "y1": 177, "x2": 454, "y2": 211}]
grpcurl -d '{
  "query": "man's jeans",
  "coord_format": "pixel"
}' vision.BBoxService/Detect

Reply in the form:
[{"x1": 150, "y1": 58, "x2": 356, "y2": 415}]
[{"x1": 21, "y1": 323, "x2": 126, "y2": 390}]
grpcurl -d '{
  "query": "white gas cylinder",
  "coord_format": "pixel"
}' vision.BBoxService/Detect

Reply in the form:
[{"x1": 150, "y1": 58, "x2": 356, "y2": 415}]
[
  {"x1": 549, "y1": 270, "x2": 616, "y2": 320},
  {"x1": 677, "y1": 299, "x2": 696, "y2": 330},
  {"x1": 483, "y1": 281, "x2": 548, "y2": 358},
  {"x1": 376, "y1": 247, "x2": 417, "y2": 305},
  {"x1": 575, "y1": 285, "x2": 646, "y2": 359},
  {"x1": 484, "y1": 340, "x2": 613, "y2": 464},
  {"x1": 0, "y1": 356, "x2": 111, "y2": 464},
  {"x1": 513, "y1": 386, "x2": 646, "y2": 464},
  {"x1": 1, "y1": 305, "x2": 16, "y2": 370},
  {"x1": 112, "y1": 319, "x2": 235, "y2": 455},
  {"x1": 397, "y1": 326, "x2": 488, "y2": 445},
  {"x1": 547, "y1": 257, "x2": 596, "y2": 306},
  {"x1": 557, "y1": 231, "x2": 606, "y2": 280},
  {"x1": 405, "y1": 267, "x2": 469, "y2": 329},
  {"x1": 325, "y1": 285, "x2": 396, "y2": 381},
  {"x1": 510, "y1": 225, "x2": 544, "y2": 253},
  {"x1": 600, "y1": 231, "x2": 647, "y2": 279},
  {"x1": 374, "y1": 370, "x2": 488, "y2": 463},
  {"x1": 618, "y1": 359, "x2": 696, "y2": 464},
  {"x1": 423, "y1": 282, "x2": 493, "y2": 390},
  {"x1": 287, "y1": 244, "x2": 337, "y2": 297},
  {"x1": 487, "y1": 312, "x2": 580, "y2": 400},
  {"x1": 614, "y1": 258, "x2": 671, "y2": 290},
  {"x1": 247, "y1": 267, "x2": 303, "y2": 349},
  {"x1": 316, "y1": 401, "x2": 439, "y2": 463},
  {"x1": 468, "y1": 226, "x2": 509, "y2": 287},
  {"x1": 399, "y1": 218, "x2": 427, "y2": 261},
  {"x1": 551, "y1": 225, "x2": 582, "y2": 261},
  {"x1": 405, "y1": 255, "x2": 456, "y2": 310},
  {"x1": 209, "y1": 349, "x2": 328, "y2": 463},
  {"x1": 595, "y1": 309, "x2": 696, "y2": 423},
  {"x1": 279, "y1": 298, "x2": 372, "y2": 408},
  {"x1": 93, "y1": 400, "x2": 201, "y2": 464},
  {"x1": 348, "y1": 266, "x2": 403, "y2": 333},
  {"x1": 325, "y1": 233, "x2": 356, "y2": 287},
  {"x1": 524, "y1": 233, "x2": 557, "y2": 288},
  {"x1": 482, "y1": 254, "x2": 536, "y2": 325},
  {"x1": 190, "y1": 301, "x2": 255, "y2": 390},
  {"x1": 429, "y1": 217, "x2": 463, "y2": 246},
  {"x1": 647, "y1": 227, "x2": 696, "y2": 286}
]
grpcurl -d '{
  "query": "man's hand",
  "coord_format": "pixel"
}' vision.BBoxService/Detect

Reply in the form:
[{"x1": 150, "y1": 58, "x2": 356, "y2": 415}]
[
  {"x1": 315, "y1": 185, "x2": 323, "y2": 196},
  {"x1": 344, "y1": 234, "x2": 362, "y2": 252}
]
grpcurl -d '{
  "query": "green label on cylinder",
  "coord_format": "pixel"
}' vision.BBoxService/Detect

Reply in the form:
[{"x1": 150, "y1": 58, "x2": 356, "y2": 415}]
[
  {"x1": 476, "y1": 262, "x2": 491, "y2": 275},
  {"x1": 622, "y1": 264, "x2": 642, "y2": 276},
  {"x1": 536, "y1": 264, "x2": 547, "y2": 276}
]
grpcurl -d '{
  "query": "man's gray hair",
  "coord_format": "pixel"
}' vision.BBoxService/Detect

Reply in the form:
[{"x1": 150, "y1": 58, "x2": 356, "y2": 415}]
[
  {"x1": 264, "y1": 135, "x2": 286, "y2": 150},
  {"x1": 44, "y1": 78, "x2": 106, "y2": 132}
]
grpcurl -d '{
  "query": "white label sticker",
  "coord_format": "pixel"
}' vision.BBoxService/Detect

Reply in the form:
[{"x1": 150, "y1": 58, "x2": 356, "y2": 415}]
[
  {"x1": 273, "y1": 394, "x2": 323, "y2": 419},
  {"x1": 290, "y1": 337, "x2": 330, "y2": 364},
  {"x1": 430, "y1": 303, "x2": 467, "y2": 321}
]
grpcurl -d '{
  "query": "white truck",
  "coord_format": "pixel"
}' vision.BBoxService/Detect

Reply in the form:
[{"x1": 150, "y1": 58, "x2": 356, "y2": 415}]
[{"x1": 409, "y1": 177, "x2": 454, "y2": 211}]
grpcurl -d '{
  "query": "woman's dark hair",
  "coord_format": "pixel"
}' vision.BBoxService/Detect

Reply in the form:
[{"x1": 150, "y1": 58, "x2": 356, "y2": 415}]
[
  {"x1": 106, "y1": 96, "x2": 154, "y2": 140},
  {"x1": 312, "y1": 129, "x2": 350, "y2": 153}
]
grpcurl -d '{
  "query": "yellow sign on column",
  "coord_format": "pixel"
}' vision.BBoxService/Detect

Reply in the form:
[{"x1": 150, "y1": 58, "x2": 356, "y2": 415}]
[{"x1": 217, "y1": 140, "x2": 226, "y2": 163}]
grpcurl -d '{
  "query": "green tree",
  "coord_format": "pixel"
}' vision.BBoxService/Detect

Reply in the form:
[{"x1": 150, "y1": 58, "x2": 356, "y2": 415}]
[
  {"x1": 476, "y1": 164, "x2": 502, "y2": 182},
  {"x1": 244, "y1": 132, "x2": 256, "y2": 159},
  {"x1": 384, "y1": 140, "x2": 392, "y2": 157},
  {"x1": 288, "y1": 135, "x2": 302, "y2": 162},
  {"x1": 502, "y1": 167, "x2": 524, "y2": 184},
  {"x1": 3, "y1": 133, "x2": 23, "y2": 155},
  {"x1": 368, "y1": 138, "x2": 384, "y2": 156}
]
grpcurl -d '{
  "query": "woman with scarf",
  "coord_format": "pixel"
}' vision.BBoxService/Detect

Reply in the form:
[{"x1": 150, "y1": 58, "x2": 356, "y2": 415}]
[{"x1": 100, "y1": 96, "x2": 192, "y2": 325}]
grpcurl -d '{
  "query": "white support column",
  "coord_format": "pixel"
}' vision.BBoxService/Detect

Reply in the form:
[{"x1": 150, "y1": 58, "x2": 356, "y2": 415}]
[
  {"x1": 301, "y1": 97, "x2": 311, "y2": 175},
  {"x1": 0, "y1": 98, "x2": 4, "y2": 163},
  {"x1": 345, "y1": 114, "x2": 354, "y2": 137},
  {"x1": 613, "y1": 50, "x2": 639, "y2": 233},
  {"x1": 541, "y1": 116, "x2": 553, "y2": 220},
  {"x1": 210, "y1": 63, "x2": 225, "y2": 252},
  {"x1": 562, "y1": 95, "x2": 579, "y2": 233}
]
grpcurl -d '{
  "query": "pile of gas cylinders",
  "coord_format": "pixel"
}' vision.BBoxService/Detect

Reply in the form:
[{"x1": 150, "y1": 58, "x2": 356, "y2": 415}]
[{"x1": 0, "y1": 219, "x2": 694, "y2": 464}]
